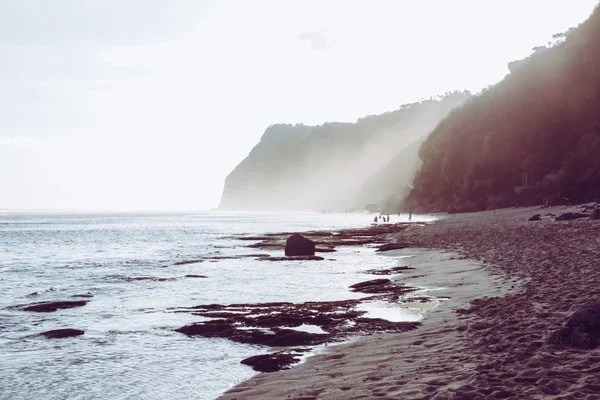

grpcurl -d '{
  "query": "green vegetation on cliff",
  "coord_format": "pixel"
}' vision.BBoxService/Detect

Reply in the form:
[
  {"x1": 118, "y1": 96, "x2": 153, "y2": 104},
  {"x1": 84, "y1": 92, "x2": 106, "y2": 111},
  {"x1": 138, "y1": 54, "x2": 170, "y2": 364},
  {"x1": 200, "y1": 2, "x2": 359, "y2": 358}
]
[
  {"x1": 219, "y1": 92, "x2": 469, "y2": 211},
  {"x1": 406, "y1": 5, "x2": 600, "y2": 213}
]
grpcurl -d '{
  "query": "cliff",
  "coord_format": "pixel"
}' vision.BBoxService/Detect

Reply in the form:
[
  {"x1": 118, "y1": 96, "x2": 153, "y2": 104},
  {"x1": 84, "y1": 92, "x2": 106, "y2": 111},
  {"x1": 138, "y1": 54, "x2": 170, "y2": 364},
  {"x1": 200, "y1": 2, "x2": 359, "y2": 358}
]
[
  {"x1": 406, "y1": 4, "x2": 600, "y2": 212},
  {"x1": 219, "y1": 92, "x2": 469, "y2": 211}
]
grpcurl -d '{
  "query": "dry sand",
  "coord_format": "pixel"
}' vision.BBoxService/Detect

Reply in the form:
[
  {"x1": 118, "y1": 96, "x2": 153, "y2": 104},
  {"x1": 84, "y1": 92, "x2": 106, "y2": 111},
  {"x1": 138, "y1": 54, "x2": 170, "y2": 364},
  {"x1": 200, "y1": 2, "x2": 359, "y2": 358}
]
[{"x1": 220, "y1": 205, "x2": 600, "y2": 399}]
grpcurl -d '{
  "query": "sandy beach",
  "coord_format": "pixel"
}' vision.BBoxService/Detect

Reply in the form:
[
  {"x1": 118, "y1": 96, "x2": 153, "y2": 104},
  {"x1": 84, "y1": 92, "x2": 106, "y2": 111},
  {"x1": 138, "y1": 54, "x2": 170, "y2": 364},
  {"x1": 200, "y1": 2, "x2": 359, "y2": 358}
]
[{"x1": 220, "y1": 205, "x2": 600, "y2": 399}]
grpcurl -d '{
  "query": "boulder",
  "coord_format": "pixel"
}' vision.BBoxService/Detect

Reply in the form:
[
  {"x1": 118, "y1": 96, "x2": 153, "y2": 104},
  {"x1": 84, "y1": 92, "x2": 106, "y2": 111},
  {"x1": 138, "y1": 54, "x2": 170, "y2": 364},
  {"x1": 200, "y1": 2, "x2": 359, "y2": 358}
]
[
  {"x1": 285, "y1": 234, "x2": 315, "y2": 256},
  {"x1": 555, "y1": 212, "x2": 587, "y2": 221},
  {"x1": 39, "y1": 329, "x2": 84, "y2": 339},
  {"x1": 591, "y1": 209, "x2": 600, "y2": 220},
  {"x1": 528, "y1": 214, "x2": 542, "y2": 221},
  {"x1": 550, "y1": 303, "x2": 600, "y2": 349},
  {"x1": 241, "y1": 353, "x2": 299, "y2": 372}
]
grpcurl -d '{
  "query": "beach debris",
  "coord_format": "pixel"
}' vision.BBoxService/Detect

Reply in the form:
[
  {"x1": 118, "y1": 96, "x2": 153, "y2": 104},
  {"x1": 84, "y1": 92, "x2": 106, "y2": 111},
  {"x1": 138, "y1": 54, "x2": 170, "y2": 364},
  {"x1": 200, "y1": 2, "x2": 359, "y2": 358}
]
[
  {"x1": 38, "y1": 328, "x2": 85, "y2": 339},
  {"x1": 185, "y1": 274, "x2": 208, "y2": 278},
  {"x1": 285, "y1": 234, "x2": 316, "y2": 256},
  {"x1": 9, "y1": 300, "x2": 89, "y2": 313},
  {"x1": 528, "y1": 214, "x2": 542, "y2": 221},
  {"x1": 376, "y1": 242, "x2": 409, "y2": 252},
  {"x1": 555, "y1": 212, "x2": 587, "y2": 221},
  {"x1": 550, "y1": 303, "x2": 600, "y2": 349}
]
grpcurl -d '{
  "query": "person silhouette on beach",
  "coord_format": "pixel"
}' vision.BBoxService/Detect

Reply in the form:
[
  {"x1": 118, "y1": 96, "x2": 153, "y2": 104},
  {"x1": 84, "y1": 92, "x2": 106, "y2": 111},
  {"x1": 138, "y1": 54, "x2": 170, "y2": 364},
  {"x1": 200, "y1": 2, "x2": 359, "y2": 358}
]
[{"x1": 409, "y1": 211, "x2": 412, "y2": 221}]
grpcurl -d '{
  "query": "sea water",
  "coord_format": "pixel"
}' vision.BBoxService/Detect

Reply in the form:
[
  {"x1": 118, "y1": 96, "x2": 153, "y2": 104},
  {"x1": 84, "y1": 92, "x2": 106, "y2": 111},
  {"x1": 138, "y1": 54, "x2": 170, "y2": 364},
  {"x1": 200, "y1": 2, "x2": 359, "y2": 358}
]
[{"x1": 0, "y1": 211, "x2": 435, "y2": 400}]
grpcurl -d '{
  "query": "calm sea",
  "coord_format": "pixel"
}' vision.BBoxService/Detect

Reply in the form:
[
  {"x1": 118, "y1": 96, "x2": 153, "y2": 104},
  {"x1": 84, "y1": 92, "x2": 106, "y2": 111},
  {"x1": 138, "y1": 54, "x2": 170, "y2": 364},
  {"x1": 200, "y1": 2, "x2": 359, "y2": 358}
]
[{"x1": 0, "y1": 211, "x2": 435, "y2": 400}]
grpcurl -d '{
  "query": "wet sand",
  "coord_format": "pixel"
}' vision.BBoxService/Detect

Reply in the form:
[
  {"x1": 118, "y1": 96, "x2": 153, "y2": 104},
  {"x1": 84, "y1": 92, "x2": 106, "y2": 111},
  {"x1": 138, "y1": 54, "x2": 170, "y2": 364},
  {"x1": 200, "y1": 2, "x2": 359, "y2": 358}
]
[{"x1": 220, "y1": 205, "x2": 600, "y2": 399}]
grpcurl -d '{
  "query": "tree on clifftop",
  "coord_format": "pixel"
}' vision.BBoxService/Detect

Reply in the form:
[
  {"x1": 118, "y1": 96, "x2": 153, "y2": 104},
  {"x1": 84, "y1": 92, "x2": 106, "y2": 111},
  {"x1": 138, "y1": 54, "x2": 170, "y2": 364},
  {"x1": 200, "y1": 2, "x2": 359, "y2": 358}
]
[{"x1": 405, "y1": 5, "x2": 600, "y2": 212}]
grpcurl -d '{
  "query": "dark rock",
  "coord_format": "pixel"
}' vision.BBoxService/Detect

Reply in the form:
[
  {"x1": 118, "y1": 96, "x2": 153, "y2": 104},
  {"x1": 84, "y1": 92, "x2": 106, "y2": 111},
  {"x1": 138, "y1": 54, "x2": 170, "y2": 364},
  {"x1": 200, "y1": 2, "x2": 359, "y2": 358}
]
[
  {"x1": 591, "y1": 209, "x2": 600, "y2": 220},
  {"x1": 247, "y1": 241, "x2": 284, "y2": 250},
  {"x1": 39, "y1": 328, "x2": 84, "y2": 339},
  {"x1": 285, "y1": 234, "x2": 316, "y2": 256},
  {"x1": 175, "y1": 322, "x2": 329, "y2": 347},
  {"x1": 173, "y1": 259, "x2": 203, "y2": 265},
  {"x1": 555, "y1": 212, "x2": 587, "y2": 221},
  {"x1": 528, "y1": 214, "x2": 542, "y2": 221},
  {"x1": 175, "y1": 321, "x2": 235, "y2": 337},
  {"x1": 257, "y1": 256, "x2": 324, "y2": 261},
  {"x1": 174, "y1": 294, "x2": 420, "y2": 356},
  {"x1": 241, "y1": 353, "x2": 300, "y2": 372},
  {"x1": 376, "y1": 242, "x2": 409, "y2": 252},
  {"x1": 10, "y1": 300, "x2": 89, "y2": 313},
  {"x1": 348, "y1": 278, "x2": 414, "y2": 295},
  {"x1": 268, "y1": 329, "x2": 328, "y2": 346},
  {"x1": 349, "y1": 279, "x2": 391, "y2": 290},
  {"x1": 202, "y1": 254, "x2": 271, "y2": 260},
  {"x1": 120, "y1": 276, "x2": 173, "y2": 282},
  {"x1": 185, "y1": 274, "x2": 208, "y2": 278},
  {"x1": 550, "y1": 303, "x2": 600, "y2": 349}
]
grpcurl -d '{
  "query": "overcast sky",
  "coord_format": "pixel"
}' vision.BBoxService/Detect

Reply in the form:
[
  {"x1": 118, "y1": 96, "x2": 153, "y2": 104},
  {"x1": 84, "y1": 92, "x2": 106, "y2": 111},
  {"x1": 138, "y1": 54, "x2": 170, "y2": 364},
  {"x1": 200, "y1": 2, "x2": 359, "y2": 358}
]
[{"x1": 1, "y1": 0, "x2": 597, "y2": 211}]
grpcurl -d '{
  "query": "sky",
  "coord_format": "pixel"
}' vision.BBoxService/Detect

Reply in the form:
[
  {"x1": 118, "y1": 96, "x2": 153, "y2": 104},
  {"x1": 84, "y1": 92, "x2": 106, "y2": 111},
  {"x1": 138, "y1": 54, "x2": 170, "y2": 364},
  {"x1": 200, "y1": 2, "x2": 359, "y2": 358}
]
[{"x1": 1, "y1": 0, "x2": 598, "y2": 211}]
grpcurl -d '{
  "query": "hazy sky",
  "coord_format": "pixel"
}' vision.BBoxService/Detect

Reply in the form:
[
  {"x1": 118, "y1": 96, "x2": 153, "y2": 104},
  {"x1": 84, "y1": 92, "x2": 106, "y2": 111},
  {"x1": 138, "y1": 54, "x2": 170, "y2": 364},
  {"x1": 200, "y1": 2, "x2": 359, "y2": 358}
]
[{"x1": 1, "y1": 0, "x2": 597, "y2": 211}]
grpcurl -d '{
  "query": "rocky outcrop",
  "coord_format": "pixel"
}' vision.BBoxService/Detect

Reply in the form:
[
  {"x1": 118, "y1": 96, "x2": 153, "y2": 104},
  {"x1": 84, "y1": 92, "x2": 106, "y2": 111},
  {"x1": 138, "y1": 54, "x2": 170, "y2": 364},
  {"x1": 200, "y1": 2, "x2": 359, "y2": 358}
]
[
  {"x1": 10, "y1": 300, "x2": 88, "y2": 312},
  {"x1": 550, "y1": 303, "x2": 600, "y2": 349},
  {"x1": 528, "y1": 214, "x2": 542, "y2": 221},
  {"x1": 241, "y1": 351, "x2": 306, "y2": 373},
  {"x1": 285, "y1": 234, "x2": 315, "y2": 256},
  {"x1": 38, "y1": 329, "x2": 84, "y2": 339},
  {"x1": 174, "y1": 279, "x2": 421, "y2": 369},
  {"x1": 258, "y1": 256, "x2": 324, "y2": 261}
]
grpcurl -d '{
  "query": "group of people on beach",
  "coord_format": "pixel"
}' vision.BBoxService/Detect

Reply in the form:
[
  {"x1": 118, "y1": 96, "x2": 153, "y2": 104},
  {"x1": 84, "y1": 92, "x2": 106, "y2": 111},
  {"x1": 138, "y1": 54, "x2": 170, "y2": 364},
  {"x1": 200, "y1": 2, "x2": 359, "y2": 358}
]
[
  {"x1": 373, "y1": 211, "x2": 413, "y2": 223},
  {"x1": 373, "y1": 214, "x2": 391, "y2": 223}
]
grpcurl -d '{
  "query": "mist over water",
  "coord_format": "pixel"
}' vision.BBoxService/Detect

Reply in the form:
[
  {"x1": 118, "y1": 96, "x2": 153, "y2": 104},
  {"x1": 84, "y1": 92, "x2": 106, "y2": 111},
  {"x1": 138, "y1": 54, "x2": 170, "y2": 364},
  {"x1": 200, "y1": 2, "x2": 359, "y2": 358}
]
[{"x1": 1, "y1": 211, "x2": 434, "y2": 400}]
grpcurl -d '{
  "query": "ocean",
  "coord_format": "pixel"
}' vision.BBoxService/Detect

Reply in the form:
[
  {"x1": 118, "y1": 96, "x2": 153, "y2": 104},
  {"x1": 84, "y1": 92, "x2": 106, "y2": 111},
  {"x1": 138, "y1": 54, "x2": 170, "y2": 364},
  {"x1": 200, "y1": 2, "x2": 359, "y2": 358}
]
[{"x1": 0, "y1": 211, "x2": 436, "y2": 400}]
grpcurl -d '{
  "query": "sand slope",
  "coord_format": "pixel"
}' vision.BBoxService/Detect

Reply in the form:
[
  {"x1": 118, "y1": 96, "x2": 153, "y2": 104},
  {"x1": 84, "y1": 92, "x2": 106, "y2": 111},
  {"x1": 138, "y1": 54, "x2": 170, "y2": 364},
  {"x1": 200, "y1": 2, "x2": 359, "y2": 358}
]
[{"x1": 220, "y1": 205, "x2": 600, "y2": 399}]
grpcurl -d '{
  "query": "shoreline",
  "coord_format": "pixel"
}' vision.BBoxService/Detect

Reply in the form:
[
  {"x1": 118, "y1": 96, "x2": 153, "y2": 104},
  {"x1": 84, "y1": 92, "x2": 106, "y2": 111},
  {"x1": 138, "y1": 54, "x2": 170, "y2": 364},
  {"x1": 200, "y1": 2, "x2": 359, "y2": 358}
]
[
  {"x1": 219, "y1": 204, "x2": 600, "y2": 399},
  {"x1": 173, "y1": 221, "x2": 435, "y2": 375}
]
